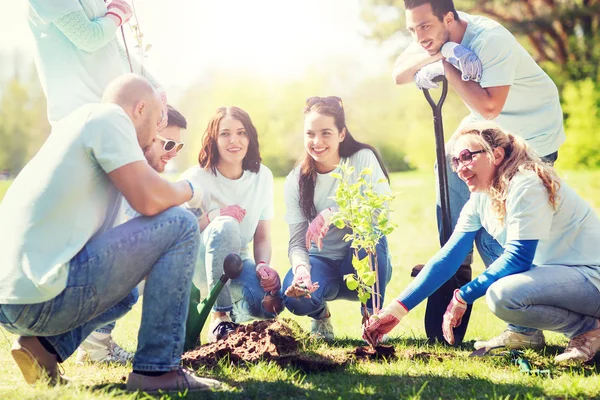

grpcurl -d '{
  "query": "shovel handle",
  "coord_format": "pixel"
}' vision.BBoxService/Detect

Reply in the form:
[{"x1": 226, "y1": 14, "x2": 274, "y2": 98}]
[{"x1": 423, "y1": 75, "x2": 448, "y2": 112}]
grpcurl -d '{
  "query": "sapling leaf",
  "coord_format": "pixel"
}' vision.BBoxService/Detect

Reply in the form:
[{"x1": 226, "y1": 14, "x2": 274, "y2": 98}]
[
  {"x1": 331, "y1": 172, "x2": 342, "y2": 180},
  {"x1": 345, "y1": 275, "x2": 359, "y2": 291},
  {"x1": 363, "y1": 271, "x2": 376, "y2": 286},
  {"x1": 358, "y1": 292, "x2": 371, "y2": 304}
]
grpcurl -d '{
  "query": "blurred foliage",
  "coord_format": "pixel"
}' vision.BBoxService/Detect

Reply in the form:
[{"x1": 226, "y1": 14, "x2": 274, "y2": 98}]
[{"x1": 0, "y1": 59, "x2": 49, "y2": 176}]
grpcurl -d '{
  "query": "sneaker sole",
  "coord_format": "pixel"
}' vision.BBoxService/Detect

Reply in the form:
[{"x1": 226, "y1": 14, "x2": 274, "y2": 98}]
[{"x1": 11, "y1": 346, "x2": 42, "y2": 384}]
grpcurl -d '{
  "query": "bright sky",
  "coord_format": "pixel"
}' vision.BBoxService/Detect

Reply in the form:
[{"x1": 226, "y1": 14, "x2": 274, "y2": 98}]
[{"x1": 0, "y1": 0, "x2": 398, "y2": 95}]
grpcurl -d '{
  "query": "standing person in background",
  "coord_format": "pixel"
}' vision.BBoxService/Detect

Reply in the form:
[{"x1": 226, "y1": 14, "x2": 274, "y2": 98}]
[
  {"x1": 75, "y1": 105, "x2": 188, "y2": 365},
  {"x1": 26, "y1": 0, "x2": 168, "y2": 127},
  {"x1": 394, "y1": 0, "x2": 565, "y2": 347},
  {"x1": 181, "y1": 106, "x2": 283, "y2": 346},
  {"x1": 281, "y1": 96, "x2": 393, "y2": 341},
  {"x1": 364, "y1": 123, "x2": 600, "y2": 364}
]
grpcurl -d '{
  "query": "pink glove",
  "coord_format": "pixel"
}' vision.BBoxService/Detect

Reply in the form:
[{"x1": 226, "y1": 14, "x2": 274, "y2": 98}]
[
  {"x1": 156, "y1": 87, "x2": 168, "y2": 131},
  {"x1": 362, "y1": 300, "x2": 408, "y2": 346},
  {"x1": 442, "y1": 289, "x2": 468, "y2": 345},
  {"x1": 305, "y1": 207, "x2": 335, "y2": 251},
  {"x1": 208, "y1": 205, "x2": 246, "y2": 224},
  {"x1": 106, "y1": 0, "x2": 133, "y2": 27},
  {"x1": 284, "y1": 265, "x2": 319, "y2": 298},
  {"x1": 256, "y1": 261, "x2": 281, "y2": 293}
]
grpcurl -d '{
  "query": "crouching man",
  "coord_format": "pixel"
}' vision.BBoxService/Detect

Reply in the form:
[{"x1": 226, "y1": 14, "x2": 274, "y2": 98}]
[{"x1": 0, "y1": 74, "x2": 221, "y2": 393}]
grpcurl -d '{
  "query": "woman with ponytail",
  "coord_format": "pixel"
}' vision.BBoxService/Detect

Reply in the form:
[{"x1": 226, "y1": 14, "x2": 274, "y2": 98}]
[
  {"x1": 364, "y1": 122, "x2": 600, "y2": 363},
  {"x1": 281, "y1": 96, "x2": 393, "y2": 341}
]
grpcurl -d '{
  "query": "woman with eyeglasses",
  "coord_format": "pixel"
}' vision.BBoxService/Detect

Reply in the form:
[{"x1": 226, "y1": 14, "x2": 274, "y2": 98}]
[
  {"x1": 281, "y1": 96, "x2": 393, "y2": 341},
  {"x1": 180, "y1": 106, "x2": 282, "y2": 347},
  {"x1": 364, "y1": 122, "x2": 600, "y2": 363}
]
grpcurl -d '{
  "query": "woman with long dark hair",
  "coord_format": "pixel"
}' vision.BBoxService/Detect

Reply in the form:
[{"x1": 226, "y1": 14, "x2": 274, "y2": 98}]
[
  {"x1": 281, "y1": 96, "x2": 393, "y2": 340},
  {"x1": 181, "y1": 106, "x2": 282, "y2": 346}
]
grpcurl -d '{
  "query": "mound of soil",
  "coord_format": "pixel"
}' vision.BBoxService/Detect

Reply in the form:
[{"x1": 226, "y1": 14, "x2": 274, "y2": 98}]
[{"x1": 182, "y1": 319, "x2": 345, "y2": 373}]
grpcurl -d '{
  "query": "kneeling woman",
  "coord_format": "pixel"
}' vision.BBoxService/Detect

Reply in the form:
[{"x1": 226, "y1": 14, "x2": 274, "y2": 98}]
[
  {"x1": 282, "y1": 96, "x2": 393, "y2": 341},
  {"x1": 181, "y1": 106, "x2": 282, "y2": 346},
  {"x1": 364, "y1": 123, "x2": 600, "y2": 363}
]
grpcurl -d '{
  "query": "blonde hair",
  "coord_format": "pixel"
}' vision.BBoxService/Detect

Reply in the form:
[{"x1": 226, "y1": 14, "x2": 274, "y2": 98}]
[{"x1": 454, "y1": 122, "x2": 560, "y2": 222}]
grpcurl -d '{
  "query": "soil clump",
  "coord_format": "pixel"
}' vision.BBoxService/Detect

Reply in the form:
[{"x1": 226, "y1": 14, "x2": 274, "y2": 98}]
[{"x1": 182, "y1": 319, "x2": 345, "y2": 373}]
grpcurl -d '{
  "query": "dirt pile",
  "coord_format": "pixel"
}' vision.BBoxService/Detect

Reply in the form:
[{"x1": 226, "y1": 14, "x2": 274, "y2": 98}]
[
  {"x1": 182, "y1": 319, "x2": 344, "y2": 372},
  {"x1": 352, "y1": 345, "x2": 396, "y2": 361}
]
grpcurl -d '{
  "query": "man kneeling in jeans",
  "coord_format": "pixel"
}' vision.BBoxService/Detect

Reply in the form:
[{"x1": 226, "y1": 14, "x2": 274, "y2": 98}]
[{"x1": 0, "y1": 74, "x2": 221, "y2": 393}]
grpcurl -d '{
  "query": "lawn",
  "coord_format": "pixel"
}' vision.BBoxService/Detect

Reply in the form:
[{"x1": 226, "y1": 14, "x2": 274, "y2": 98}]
[{"x1": 1, "y1": 169, "x2": 599, "y2": 399}]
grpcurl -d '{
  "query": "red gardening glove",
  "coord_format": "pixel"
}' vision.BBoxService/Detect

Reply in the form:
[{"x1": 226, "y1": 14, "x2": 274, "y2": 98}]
[
  {"x1": 256, "y1": 261, "x2": 281, "y2": 293},
  {"x1": 362, "y1": 300, "x2": 408, "y2": 346},
  {"x1": 156, "y1": 87, "x2": 168, "y2": 131},
  {"x1": 305, "y1": 207, "x2": 335, "y2": 251},
  {"x1": 208, "y1": 205, "x2": 246, "y2": 224},
  {"x1": 106, "y1": 0, "x2": 132, "y2": 27},
  {"x1": 442, "y1": 289, "x2": 468, "y2": 345},
  {"x1": 284, "y1": 265, "x2": 319, "y2": 298}
]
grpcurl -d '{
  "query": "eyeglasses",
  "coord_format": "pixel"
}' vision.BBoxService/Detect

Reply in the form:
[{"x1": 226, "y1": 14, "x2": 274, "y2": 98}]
[
  {"x1": 451, "y1": 149, "x2": 485, "y2": 171},
  {"x1": 305, "y1": 96, "x2": 344, "y2": 110},
  {"x1": 156, "y1": 134, "x2": 185, "y2": 152}
]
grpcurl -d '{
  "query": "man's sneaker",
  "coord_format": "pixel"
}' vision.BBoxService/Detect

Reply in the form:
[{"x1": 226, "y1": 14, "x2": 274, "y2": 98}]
[
  {"x1": 474, "y1": 329, "x2": 545, "y2": 351},
  {"x1": 11, "y1": 336, "x2": 67, "y2": 386},
  {"x1": 555, "y1": 325, "x2": 600, "y2": 363},
  {"x1": 207, "y1": 315, "x2": 239, "y2": 343},
  {"x1": 126, "y1": 367, "x2": 222, "y2": 393},
  {"x1": 311, "y1": 317, "x2": 334, "y2": 341},
  {"x1": 76, "y1": 332, "x2": 134, "y2": 365}
]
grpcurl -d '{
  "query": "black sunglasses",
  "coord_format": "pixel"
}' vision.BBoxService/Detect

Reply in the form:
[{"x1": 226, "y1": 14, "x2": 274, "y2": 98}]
[
  {"x1": 156, "y1": 134, "x2": 185, "y2": 152},
  {"x1": 305, "y1": 96, "x2": 344, "y2": 110},
  {"x1": 451, "y1": 149, "x2": 485, "y2": 171}
]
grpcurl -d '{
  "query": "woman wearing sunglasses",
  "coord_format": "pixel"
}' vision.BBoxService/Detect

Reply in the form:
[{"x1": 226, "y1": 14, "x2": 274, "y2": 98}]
[
  {"x1": 364, "y1": 122, "x2": 600, "y2": 363},
  {"x1": 180, "y1": 106, "x2": 282, "y2": 346},
  {"x1": 281, "y1": 96, "x2": 393, "y2": 341}
]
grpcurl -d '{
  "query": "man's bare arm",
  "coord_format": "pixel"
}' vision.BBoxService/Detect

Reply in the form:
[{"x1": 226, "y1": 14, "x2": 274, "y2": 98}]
[
  {"x1": 444, "y1": 61, "x2": 510, "y2": 119},
  {"x1": 108, "y1": 161, "x2": 192, "y2": 216},
  {"x1": 393, "y1": 47, "x2": 443, "y2": 85}
]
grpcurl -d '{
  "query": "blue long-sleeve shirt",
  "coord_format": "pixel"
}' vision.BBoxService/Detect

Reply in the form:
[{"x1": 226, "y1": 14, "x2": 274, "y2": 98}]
[{"x1": 398, "y1": 229, "x2": 538, "y2": 309}]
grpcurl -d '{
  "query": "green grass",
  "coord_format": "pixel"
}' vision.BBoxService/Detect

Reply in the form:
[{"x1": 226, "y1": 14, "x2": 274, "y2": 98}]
[{"x1": 1, "y1": 170, "x2": 600, "y2": 399}]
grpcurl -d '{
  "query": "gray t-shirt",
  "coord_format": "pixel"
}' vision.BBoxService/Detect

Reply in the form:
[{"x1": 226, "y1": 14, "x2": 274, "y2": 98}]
[{"x1": 284, "y1": 149, "x2": 391, "y2": 267}]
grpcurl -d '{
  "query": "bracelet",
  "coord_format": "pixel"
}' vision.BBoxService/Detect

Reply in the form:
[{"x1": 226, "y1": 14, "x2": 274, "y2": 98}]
[{"x1": 185, "y1": 180, "x2": 194, "y2": 201}]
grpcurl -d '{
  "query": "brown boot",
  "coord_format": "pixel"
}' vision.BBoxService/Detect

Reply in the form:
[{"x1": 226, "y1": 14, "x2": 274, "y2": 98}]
[
  {"x1": 126, "y1": 367, "x2": 223, "y2": 393},
  {"x1": 11, "y1": 336, "x2": 66, "y2": 385}
]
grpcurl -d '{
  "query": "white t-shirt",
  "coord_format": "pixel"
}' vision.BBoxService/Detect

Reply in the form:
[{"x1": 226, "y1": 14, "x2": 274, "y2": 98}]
[
  {"x1": 456, "y1": 170, "x2": 600, "y2": 290},
  {"x1": 27, "y1": 0, "x2": 124, "y2": 124},
  {"x1": 284, "y1": 148, "x2": 391, "y2": 260},
  {"x1": 0, "y1": 103, "x2": 145, "y2": 304},
  {"x1": 180, "y1": 165, "x2": 275, "y2": 258}
]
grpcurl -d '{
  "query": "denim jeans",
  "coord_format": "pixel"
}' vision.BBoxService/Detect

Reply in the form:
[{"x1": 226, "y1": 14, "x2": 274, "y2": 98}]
[
  {"x1": 0, "y1": 207, "x2": 199, "y2": 372},
  {"x1": 486, "y1": 265, "x2": 600, "y2": 338},
  {"x1": 435, "y1": 142, "x2": 558, "y2": 334},
  {"x1": 282, "y1": 236, "x2": 393, "y2": 320},
  {"x1": 192, "y1": 217, "x2": 276, "y2": 319}
]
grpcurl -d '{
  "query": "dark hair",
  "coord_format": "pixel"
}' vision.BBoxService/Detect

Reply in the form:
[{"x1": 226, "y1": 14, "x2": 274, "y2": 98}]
[
  {"x1": 166, "y1": 105, "x2": 187, "y2": 129},
  {"x1": 403, "y1": 0, "x2": 459, "y2": 21},
  {"x1": 299, "y1": 98, "x2": 390, "y2": 220},
  {"x1": 198, "y1": 106, "x2": 261, "y2": 175}
]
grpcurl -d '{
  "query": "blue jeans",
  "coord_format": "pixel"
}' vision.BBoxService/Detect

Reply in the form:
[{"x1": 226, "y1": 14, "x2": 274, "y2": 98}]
[
  {"x1": 193, "y1": 217, "x2": 278, "y2": 320},
  {"x1": 282, "y1": 236, "x2": 392, "y2": 320},
  {"x1": 0, "y1": 207, "x2": 199, "y2": 372},
  {"x1": 487, "y1": 266, "x2": 600, "y2": 338}
]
